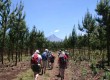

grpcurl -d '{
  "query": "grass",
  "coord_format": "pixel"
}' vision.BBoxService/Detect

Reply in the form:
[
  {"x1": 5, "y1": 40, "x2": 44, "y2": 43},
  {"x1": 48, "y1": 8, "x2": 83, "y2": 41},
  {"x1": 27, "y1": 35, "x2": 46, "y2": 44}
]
[
  {"x1": 13, "y1": 69, "x2": 33, "y2": 80},
  {"x1": 44, "y1": 73, "x2": 50, "y2": 77},
  {"x1": 3, "y1": 54, "x2": 31, "y2": 64},
  {"x1": 22, "y1": 55, "x2": 31, "y2": 61},
  {"x1": 13, "y1": 69, "x2": 50, "y2": 80},
  {"x1": 82, "y1": 68, "x2": 87, "y2": 76},
  {"x1": 103, "y1": 71, "x2": 110, "y2": 80}
]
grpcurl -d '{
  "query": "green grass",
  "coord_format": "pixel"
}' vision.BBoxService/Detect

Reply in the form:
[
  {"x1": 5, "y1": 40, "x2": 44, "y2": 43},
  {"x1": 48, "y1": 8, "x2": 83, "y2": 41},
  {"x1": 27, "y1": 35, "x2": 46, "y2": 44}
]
[
  {"x1": 22, "y1": 55, "x2": 31, "y2": 61},
  {"x1": 13, "y1": 69, "x2": 50, "y2": 80},
  {"x1": 81, "y1": 67, "x2": 87, "y2": 76},
  {"x1": 13, "y1": 69, "x2": 33, "y2": 80},
  {"x1": 103, "y1": 71, "x2": 110, "y2": 80}
]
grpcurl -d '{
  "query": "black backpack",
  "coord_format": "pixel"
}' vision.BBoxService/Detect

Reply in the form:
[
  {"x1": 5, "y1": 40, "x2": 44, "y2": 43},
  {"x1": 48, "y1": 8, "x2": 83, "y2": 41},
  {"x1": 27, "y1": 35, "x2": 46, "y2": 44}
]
[
  {"x1": 50, "y1": 55, "x2": 54, "y2": 61},
  {"x1": 59, "y1": 57, "x2": 66, "y2": 65}
]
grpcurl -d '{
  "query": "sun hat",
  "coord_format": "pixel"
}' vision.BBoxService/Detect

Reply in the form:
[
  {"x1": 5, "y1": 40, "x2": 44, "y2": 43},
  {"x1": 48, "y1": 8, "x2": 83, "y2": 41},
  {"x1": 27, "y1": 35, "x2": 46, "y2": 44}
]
[
  {"x1": 35, "y1": 50, "x2": 40, "y2": 53},
  {"x1": 45, "y1": 49, "x2": 48, "y2": 52}
]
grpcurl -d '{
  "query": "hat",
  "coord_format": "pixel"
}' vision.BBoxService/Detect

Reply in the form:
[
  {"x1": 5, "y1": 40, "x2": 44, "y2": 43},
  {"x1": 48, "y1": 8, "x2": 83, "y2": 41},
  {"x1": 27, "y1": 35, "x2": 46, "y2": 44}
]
[
  {"x1": 59, "y1": 51, "x2": 65, "y2": 57},
  {"x1": 35, "y1": 50, "x2": 40, "y2": 53},
  {"x1": 61, "y1": 51, "x2": 65, "y2": 54},
  {"x1": 59, "y1": 50, "x2": 61, "y2": 52},
  {"x1": 45, "y1": 49, "x2": 48, "y2": 52}
]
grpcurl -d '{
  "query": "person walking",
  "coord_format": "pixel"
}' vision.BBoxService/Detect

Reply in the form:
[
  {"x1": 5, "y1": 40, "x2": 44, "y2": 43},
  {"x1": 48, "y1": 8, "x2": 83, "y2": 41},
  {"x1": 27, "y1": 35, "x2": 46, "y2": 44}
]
[
  {"x1": 65, "y1": 50, "x2": 69, "y2": 68},
  {"x1": 58, "y1": 50, "x2": 61, "y2": 57},
  {"x1": 58, "y1": 51, "x2": 67, "y2": 80},
  {"x1": 41, "y1": 49, "x2": 48, "y2": 74},
  {"x1": 31, "y1": 50, "x2": 42, "y2": 80},
  {"x1": 48, "y1": 51, "x2": 55, "y2": 69},
  {"x1": 47, "y1": 50, "x2": 51, "y2": 68}
]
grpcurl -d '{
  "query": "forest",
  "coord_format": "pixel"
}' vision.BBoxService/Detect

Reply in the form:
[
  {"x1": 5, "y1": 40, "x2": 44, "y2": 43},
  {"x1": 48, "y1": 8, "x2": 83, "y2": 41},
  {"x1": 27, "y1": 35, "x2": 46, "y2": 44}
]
[{"x1": 1, "y1": 0, "x2": 110, "y2": 80}]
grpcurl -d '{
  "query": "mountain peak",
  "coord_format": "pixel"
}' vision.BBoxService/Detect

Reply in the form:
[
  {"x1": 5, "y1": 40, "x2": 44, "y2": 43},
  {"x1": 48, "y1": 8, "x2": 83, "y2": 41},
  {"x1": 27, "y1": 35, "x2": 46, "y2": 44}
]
[
  {"x1": 50, "y1": 34, "x2": 56, "y2": 37},
  {"x1": 46, "y1": 34, "x2": 62, "y2": 42}
]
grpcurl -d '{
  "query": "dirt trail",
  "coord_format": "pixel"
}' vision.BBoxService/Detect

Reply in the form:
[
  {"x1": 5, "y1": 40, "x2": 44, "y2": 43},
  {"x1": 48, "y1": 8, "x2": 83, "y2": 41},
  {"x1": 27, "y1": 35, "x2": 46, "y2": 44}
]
[{"x1": 38, "y1": 52, "x2": 72, "y2": 80}]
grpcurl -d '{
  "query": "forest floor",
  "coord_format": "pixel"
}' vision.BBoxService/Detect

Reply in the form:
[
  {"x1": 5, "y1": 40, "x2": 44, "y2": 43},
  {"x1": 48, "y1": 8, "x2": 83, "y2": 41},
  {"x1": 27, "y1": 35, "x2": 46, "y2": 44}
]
[
  {"x1": 0, "y1": 52, "x2": 106, "y2": 80},
  {"x1": 0, "y1": 61, "x2": 30, "y2": 80}
]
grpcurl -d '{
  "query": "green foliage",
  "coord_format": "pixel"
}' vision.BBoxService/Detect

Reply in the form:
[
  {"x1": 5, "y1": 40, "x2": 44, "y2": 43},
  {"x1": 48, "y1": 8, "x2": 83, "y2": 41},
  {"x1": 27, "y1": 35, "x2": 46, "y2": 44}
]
[
  {"x1": 90, "y1": 63, "x2": 98, "y2": 76},
  {"x1": 29, "y1": 26, "x2": 46, "y2": 54},
  {"x1": 71, "y1": 25, "x2": 77, "y2": 47},
  {"x1": 0, "y1": 0, "x2": 110, "y2": 68},
  {"x1": 13, "y1": 69, "x2": 33, "y2": 80},
  {"x1": 82, "y1": 68, "x2": 87, "y2": 76},
  {"x1": 0, "y1": 0, "x2": 47, "y2": 64},
  {"x1": 96, "y1": 0, "x2": 110, "y2": 65},
  {"x1": 62, "y1": 26, "x2": 77, "y2": 51},
  {"x1": 103, "y1": 71, "x2": 110, "y2": 79},
  {"x1": 0, "y1": 0, "x2": 11, "y2": 63}
]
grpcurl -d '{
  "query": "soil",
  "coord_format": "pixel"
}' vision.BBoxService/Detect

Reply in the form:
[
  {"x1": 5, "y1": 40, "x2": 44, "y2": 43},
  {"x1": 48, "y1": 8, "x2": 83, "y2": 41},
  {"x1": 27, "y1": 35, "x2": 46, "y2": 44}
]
[
  {"x1": 0, "y1": 52, "x2": 104, "y2": 80},
  {"x1": 0, "y1": 61, "x2": 30, "y2": 80}
]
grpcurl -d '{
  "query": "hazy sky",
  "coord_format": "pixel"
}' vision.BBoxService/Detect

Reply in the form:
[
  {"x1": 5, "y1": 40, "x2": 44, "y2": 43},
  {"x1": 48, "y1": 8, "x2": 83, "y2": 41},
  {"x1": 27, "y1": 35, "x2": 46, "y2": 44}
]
[{"x1": 11, "y1": 0, "x2": 98, "y2": 39}]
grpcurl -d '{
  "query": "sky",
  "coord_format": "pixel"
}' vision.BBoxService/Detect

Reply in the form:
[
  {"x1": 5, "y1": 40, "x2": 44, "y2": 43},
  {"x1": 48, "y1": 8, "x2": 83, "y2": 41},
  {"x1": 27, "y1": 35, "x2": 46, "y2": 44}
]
[{"x1": 11, "y1": 0, "x2": 98, "y2": 39}]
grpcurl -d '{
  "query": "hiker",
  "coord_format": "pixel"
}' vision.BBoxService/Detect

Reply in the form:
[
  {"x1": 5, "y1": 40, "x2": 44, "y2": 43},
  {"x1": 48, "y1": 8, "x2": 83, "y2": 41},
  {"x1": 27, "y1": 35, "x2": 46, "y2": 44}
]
[
  {"x1": 47, "y1": 50, "x2": 51, "y2": 68},
  {"x1": 58, "y1": 51, "x2": 67, "y2": 80},
  {"x1": 31, "y1": 50, "x2": 42, "y2": 80},
  {"x1": 48, "y1": 51, "x2": 55, "y2": 69},
  {"x1": 65, "y1": 50, "x2": 69, "y2": 68},
  {"x1": 58, "y1": 50, "x2": 62, "y2": 57},
  {"x1": 41, "y1": 49, "x2": 48, "y2": 74}
]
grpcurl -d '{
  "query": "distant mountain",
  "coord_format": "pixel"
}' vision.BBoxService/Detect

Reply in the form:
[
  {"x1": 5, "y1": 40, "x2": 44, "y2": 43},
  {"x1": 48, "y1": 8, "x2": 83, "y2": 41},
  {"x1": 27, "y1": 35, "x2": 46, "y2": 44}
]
[{"x1": 46, "y1": 34, "x2": 63, "y2": 42}]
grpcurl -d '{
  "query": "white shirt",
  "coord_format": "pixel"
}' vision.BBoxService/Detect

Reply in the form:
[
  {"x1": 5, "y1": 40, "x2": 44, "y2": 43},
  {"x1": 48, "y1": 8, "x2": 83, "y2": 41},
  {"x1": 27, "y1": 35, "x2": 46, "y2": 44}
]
[{"x1": 59, "y1": 51, "x2": 65, "y2": 57}]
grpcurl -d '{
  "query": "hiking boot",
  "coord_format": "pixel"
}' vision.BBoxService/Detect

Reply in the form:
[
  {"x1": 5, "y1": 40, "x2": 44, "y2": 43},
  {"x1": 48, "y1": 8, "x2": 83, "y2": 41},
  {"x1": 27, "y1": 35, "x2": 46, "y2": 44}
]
[
  {"x1": 57, "y1": 74, "x2": 61, "y2": 77},
  {"x1": 61, "y1": 76, "x2": 64, "y2": 80}
]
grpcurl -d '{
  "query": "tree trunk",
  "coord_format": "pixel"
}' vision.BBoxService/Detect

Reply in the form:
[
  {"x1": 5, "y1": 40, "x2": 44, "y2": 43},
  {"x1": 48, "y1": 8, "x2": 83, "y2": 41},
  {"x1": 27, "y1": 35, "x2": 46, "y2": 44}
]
[
  {"x1": 15, "y1": 51, "x2": 18, "y2": 66},
  {"x1": 73, "y1": 47, "x2": 74, "y2": 54},
  {"x1": 88, "y1": 33, "x2": 90, "y2": 60},
  {"x1": 11, "y1": 48, "x2": 14, "y2": 61},
  {"x1": 1, "y1": 26, "x2": 6, "y2": 64},
  {"x1": 20, "y1": 50, "x2": 22, "y2": 61},
  {"x1": 8, "y1": 48, "x2": 11, "y2": 62},
  {"x1": 107, "y1": 29, "x2": 110, "y2": 66},
  {"x1": 18, "y1": 51, "x2": 20, "y2": 62},
  {"x1": 15, "y1": 34, "x2": 18, "y2": 66}
]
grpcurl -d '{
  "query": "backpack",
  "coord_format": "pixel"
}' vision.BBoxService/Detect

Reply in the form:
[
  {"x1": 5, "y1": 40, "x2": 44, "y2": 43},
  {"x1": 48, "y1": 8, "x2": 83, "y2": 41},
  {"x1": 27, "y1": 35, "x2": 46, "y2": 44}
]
[
  {"x1": 50, "y1": 54, "x2": 55, "y2": 61},
  {"x1": 59, "y1": 57, "x2": 66, "y2": 65},
  {"x1": 31, "y1": 54, "x2": 38, "y2": 64},
  {"x1": 42, "y1": 52, "x2": 47, "y2": 61},
  {"x1": 65, "y1": 53, "x2": 69, "y2": 58}
]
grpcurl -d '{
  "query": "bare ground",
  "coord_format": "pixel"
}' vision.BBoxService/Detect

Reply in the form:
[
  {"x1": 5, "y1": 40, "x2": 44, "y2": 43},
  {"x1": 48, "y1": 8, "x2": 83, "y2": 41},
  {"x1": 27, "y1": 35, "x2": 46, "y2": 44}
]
[{"x1": 0, "y1": 61, "x2": 30, "y2": 80}]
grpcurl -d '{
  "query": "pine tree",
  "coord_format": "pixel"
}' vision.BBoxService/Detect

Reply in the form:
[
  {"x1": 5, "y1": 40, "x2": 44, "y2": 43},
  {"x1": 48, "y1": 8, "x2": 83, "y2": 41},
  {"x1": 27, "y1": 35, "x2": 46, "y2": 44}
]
[
  {"x1": 0, "y1": 0, "x2": 11, "y2": 64},
  {"x1": 96, "y1": 0, "x2": 110, "y2": 65}
]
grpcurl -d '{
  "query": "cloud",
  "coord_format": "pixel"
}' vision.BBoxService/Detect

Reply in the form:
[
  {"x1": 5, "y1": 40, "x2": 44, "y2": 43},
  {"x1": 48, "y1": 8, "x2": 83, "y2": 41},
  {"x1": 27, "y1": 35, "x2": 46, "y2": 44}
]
[{"x1": 54, "y1": 29, "x2": 60, "y2": 33}]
